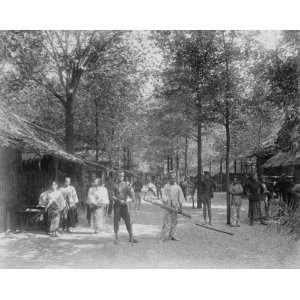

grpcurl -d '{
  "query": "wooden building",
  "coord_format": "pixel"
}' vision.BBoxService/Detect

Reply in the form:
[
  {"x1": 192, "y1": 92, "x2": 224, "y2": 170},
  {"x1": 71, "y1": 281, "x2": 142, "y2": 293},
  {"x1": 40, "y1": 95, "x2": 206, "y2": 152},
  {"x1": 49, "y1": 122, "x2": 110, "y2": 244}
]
[{"x1": 0, "y1": 105, "x2": 84, "y2": 232}]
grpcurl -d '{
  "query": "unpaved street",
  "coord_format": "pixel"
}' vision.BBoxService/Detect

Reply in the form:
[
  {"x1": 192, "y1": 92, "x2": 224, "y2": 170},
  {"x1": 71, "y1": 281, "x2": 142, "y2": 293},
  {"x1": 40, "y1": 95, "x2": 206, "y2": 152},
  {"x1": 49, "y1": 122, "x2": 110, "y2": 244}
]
[{"x1": 0, "y1": 193, "x2": 299, "y2": 268}]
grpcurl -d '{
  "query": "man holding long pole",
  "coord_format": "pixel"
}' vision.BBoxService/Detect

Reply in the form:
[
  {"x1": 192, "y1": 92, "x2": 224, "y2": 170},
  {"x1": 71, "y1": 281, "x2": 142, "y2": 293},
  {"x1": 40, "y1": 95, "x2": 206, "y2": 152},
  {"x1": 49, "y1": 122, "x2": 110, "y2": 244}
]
[{"x1": 160, "y1": 171, "x2": 185, "y2": 242}]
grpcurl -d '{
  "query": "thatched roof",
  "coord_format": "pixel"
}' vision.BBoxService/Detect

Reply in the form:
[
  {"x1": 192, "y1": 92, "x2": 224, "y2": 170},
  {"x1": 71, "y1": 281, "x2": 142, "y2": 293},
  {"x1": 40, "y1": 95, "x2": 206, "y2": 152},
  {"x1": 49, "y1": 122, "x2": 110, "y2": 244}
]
[
  {"x1": 263, "y1": 150, "x2": 300, "y2": 168},
  {"x1": 241, "y1": 135, "x2": 278, "y2": 159},
  {"x1": 0, "y1": 105, "x2": 83, "y2": 164}
]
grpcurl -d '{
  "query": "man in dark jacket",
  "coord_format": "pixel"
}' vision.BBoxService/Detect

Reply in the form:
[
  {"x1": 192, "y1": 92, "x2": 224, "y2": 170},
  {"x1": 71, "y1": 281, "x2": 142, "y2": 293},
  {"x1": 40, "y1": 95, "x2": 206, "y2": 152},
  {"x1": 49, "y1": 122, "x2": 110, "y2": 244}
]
[{"x1": 200, "y1": 172, "x2": 216, "y2": 225}]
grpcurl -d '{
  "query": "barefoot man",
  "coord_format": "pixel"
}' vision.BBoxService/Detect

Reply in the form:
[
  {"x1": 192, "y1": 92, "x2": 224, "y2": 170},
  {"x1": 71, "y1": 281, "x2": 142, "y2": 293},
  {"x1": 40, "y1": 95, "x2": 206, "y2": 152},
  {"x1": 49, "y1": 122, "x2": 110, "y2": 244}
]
[
  {"x1": 161, "y1": 171, "x2": 185, "y2": 242},
  {"x1": 112, "y1": 171, "x2": 138, "y2": 244}
]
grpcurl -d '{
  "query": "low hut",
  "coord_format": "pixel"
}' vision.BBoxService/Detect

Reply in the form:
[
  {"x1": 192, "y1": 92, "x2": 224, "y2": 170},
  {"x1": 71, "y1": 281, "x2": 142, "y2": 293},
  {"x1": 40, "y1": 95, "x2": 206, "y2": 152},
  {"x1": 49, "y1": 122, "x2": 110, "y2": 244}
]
[
  {"x1": 262, "y1": 150, "x2": 300, "y2": 181},
  {"x1": 0, "y1": 105, "x2": 84, "y2": 232}
]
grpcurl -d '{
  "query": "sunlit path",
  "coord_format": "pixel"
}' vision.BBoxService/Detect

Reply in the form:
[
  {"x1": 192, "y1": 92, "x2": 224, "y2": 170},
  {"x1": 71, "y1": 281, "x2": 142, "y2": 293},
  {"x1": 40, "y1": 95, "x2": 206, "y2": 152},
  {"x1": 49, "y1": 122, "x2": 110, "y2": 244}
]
[{"x1": 0, "y1": 192, "x2": 298, "y2": 268}]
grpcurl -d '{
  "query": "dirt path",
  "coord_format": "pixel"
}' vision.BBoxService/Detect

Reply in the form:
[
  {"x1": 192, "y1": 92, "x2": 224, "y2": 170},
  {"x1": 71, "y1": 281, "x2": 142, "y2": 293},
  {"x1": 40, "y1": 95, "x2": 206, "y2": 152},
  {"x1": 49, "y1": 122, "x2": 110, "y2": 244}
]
[{"x1": 0, "y1": 193, "x2": 299, "y2": 268}]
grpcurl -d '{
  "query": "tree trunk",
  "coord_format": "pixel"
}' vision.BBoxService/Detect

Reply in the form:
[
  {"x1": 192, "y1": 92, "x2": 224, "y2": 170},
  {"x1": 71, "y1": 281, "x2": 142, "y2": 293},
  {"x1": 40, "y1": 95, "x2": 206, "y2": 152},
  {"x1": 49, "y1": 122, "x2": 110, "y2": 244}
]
[
  {"x1": 95, "y1": 99, "x2": 99, "y2": 162},
  {"x1": 220, "y1": 158, "x2": 223, "y2": 190},
  {"x1": 197, "y1": 112, "x2": 202, "y2": 209},
  {"x1": 54, "y1": 157, "x2": 58, "y2": 181},
  {"x1": 123, "y1": 147, "x2": 127, "y2": 170},
  {"x1": 224, "y1": 34, "x2": 232, "y2": 225},
  {"x1": 65, "y1": 94, "x2": 74, "y2": 153},
  {"x1": 170, "y1": 153, "x2": 173, "y2": 171},
  {"x1": 127, "y1": 148, "x2": 131, "y2": 170},
  {"x1": 225, "y1": 105, "x2": 231, "y2": 225},
  {"x1": 184, "y1": 135, "x2": 188, "y2": 178},
  {"x1": 176, "y1": 152, "x2": 179, "y2": 182}
]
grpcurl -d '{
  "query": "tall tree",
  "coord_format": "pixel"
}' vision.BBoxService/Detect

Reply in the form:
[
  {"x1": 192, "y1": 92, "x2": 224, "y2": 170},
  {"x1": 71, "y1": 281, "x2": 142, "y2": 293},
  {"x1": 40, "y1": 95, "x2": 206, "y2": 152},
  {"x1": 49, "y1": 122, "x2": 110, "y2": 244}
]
[
  {"x1": 154, "y1": 31, "x2": 220, "y2": 207},
  {"x1": 3, "y1": 30, "x2": 122, "y2": 153}
]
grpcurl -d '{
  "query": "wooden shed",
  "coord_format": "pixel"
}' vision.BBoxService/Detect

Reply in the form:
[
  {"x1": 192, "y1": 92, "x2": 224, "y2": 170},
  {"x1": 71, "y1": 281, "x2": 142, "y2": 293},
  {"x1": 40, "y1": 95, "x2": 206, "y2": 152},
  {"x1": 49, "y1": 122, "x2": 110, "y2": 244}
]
[{"x1": 0, "y1": 105, "x2": 84, "y2": 232}]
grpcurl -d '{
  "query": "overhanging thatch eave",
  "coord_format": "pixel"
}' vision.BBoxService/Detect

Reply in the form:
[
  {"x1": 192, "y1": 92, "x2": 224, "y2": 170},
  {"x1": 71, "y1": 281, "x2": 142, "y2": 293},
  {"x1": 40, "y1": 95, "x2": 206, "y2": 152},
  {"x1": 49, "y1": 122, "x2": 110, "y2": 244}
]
[
  {"x1": 0, "y1": 105, "x2": 83, "y2": 164},
  {"x1": 263, "y1": 151, "x2": 300, "y2": 168}
]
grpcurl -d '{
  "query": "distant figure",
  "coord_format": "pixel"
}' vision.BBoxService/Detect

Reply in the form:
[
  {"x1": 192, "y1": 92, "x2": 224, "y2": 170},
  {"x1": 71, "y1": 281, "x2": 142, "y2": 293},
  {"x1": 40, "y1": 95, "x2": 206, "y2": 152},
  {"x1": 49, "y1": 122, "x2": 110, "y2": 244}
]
[
  {"x1": 39, "y1": 181, "x2": 66, "y2": 237},
  {"x1": 229, "y1": 177, "x2": 244, "y2": 227},
  {"x1": 155, "y1": 178, "x2": 163, "y2": 199},
  {"x1": 133, "y1": 178, "x2": 143, "y2": 210},
  {"x1": 245, "y1": 174, "x2": 267, "y2": 226},
  {"x1": 190, "y1": 176, "x2": 198, "y2": 208},
  {"x1": 260, "y1": 178, "x2": 270, "y2": 218},
  {"x1": 291, "y1": 181, "x2": 300, "y2": 210},
  {"x1": 277, "y1": 175, "x2": 293, "y2": 205},
  {"x1": 87, "y1": 178, "x2": 109, "y2": 233},
  {"x1": 160, "y1": 171, "x2": 185, "y2": 242},
  {"x1": 179, "y1": 178, "x2": 188, "y2": 200},
  {"x1": 200, "y1": 172, "x2": 216, "y2": 225},
  {"x1": 112, "y1": 171, "x2": 138, "y2": 244},
  {"x1": 60, "y1": 177, "x2": 79, "y2": 233},
  {"x1": 146, "y1": 176, "x2": 157, "y2": 199}
]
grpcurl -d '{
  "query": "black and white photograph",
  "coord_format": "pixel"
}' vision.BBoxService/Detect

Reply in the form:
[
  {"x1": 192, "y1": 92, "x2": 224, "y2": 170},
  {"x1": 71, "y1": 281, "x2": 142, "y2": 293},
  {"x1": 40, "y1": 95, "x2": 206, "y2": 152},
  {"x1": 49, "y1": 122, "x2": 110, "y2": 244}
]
[{"x1": 1, "y1": 2, "x2": 300, "y2": 276}]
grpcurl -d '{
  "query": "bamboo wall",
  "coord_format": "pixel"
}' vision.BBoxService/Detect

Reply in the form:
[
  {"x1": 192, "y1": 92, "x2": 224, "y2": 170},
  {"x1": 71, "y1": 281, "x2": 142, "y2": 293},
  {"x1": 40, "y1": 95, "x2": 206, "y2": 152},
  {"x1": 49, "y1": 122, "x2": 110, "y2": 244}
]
[{"x1": 0, "y1": 147, "x2": 21, "y2": 232}]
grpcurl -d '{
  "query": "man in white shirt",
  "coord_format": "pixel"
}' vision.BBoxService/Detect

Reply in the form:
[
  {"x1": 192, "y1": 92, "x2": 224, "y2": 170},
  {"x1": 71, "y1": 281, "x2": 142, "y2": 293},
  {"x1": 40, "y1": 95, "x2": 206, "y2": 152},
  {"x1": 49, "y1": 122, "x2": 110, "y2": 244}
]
[
  {"x1": 59, "y1": 177, "x2": 79, "y2": 232},
  {"x1": 161, "y1": 171, "x2": 185, "y2": 242},
  {"x1": 87, "y1": 178, "x2": 109, "y2": 233}
]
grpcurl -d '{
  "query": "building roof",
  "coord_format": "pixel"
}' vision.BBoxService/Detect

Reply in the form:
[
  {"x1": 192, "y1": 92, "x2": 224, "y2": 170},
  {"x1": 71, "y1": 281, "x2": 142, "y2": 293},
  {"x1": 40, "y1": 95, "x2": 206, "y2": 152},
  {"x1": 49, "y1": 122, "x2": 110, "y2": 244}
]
[
  {"x1": 263, "y1": 150, "x2": 300, "y2": 168},
  {"x1": 0, "y1": 105, "x2": 83, "y2": 164}
]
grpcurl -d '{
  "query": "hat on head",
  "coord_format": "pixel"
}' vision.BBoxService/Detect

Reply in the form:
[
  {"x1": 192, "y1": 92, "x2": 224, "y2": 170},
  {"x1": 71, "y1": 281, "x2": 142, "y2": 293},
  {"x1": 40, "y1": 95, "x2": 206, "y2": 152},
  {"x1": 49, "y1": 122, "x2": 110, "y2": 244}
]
[{"x1": 168, "y1": 170, "x2": 176, "y2": 179}]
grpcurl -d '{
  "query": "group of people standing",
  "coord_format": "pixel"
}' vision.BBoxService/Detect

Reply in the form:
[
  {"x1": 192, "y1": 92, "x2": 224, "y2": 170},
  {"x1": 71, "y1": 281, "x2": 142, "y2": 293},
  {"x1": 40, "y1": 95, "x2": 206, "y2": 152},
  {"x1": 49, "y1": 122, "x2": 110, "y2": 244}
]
[
  {"x1": 229, "y1": 174, "x2": 271, "y2": 227},
  {"x1": 37, "y1": 170, "x2": 188, "y2": 243},
  {"x1": 39, "y1": 167, "x2": 288, "y2": 243},
  {"x1": 38, "y1": 177, "x2": 79, "y2": 237}
]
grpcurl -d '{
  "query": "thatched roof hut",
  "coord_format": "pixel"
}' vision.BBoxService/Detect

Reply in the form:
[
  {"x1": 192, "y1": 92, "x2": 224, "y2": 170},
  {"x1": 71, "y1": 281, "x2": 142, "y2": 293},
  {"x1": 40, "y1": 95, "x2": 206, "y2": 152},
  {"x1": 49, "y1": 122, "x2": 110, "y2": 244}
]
[
  {"x1": 0, "y1": 105, "x2": 86, "y2": 232},
  {"x1": 0, "y1": 105, "x2": 83, "y2": 164},
  {"x1": 263, "y1": 150, "x2": 300, "y2": 168}
]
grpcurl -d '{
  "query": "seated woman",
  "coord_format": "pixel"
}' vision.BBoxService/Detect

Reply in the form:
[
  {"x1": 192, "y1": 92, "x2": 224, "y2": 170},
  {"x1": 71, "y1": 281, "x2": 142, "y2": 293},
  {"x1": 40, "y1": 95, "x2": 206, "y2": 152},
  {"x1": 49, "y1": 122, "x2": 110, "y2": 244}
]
[{"x1": 38, "y1": 181, "x2": 66, "y2": 237}]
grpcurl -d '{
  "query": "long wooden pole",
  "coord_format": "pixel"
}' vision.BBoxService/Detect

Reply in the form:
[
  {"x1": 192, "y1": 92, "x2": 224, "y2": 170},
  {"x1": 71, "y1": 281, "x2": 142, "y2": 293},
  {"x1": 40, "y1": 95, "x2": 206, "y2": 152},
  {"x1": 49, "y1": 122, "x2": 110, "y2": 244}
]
[{"x1": 144, "y1": 198, "x2": 233, "y2": 236}]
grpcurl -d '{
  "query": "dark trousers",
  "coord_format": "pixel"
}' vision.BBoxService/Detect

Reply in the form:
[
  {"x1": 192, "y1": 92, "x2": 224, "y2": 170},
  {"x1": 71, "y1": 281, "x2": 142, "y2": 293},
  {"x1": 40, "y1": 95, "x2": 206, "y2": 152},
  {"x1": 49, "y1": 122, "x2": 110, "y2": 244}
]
[
  {"x1": 113, "y1": 203, "x2": 132, "y2": 238},
  {"x1": 157, "y1": 189, "x2": 162, "y2": 199},
  {"x1": 249, "y1": 201, "x2": 263, "y2": 224},
  {"x1": 61, "y1": 207, "x2": 78, "y2": 230},
  {"x1": 68, "y1": 206, "x2": 78, "y2": 228},
  {"x1": 202, "y1": 194, "x2": 212, "y2": 224},
  {"x1": 86, "y1": 203, "x2": 91, "y2": 225},
  {"x1": 107, "y1": 200, "x2": 113, "y2": 216}
]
